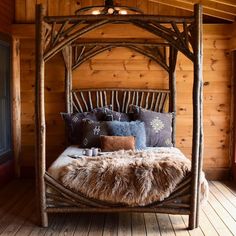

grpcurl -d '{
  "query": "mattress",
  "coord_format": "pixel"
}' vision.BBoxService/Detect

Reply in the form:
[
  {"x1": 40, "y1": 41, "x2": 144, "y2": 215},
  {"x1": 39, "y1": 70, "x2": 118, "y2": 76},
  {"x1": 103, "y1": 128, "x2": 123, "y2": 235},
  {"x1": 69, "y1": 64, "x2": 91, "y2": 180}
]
[{"x1": 48, "y1": 145, "x2": 188, "y2": 181}]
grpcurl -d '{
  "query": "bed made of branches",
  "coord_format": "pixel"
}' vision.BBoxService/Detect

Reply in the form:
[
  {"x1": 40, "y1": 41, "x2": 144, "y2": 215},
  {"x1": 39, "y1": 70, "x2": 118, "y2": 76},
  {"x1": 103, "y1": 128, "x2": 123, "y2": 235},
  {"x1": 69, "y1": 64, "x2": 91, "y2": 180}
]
[{"x1": 35, "y1": 4, "x2": 203, "y2": 230}]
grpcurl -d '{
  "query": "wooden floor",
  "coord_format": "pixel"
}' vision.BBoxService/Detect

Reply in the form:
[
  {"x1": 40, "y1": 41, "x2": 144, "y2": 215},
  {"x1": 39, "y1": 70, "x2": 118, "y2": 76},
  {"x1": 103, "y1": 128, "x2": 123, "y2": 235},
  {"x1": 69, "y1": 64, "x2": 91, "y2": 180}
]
[{"x1": 1, "y1": 180, "x2": 236, "y2": 235}]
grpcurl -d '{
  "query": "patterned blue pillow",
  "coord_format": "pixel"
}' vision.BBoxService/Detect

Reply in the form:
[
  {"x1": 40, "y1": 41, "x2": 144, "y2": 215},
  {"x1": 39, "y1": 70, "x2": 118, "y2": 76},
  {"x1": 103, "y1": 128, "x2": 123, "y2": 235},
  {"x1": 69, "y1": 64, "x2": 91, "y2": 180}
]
[
  {"x1": 107, "y1": 121, "x2": 146, "y2": 150},
  {"x1": 130, "y1": 105, "x2": 173, "y2": 147}
]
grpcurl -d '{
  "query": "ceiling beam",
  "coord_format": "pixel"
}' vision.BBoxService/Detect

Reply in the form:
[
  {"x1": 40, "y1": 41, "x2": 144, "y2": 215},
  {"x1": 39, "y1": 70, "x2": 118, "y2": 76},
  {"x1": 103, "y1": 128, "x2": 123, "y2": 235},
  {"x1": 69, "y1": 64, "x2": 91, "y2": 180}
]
[
  {"x1": 209, "y1": 0, "x2": 236, "y2": 7},
  {"x1": 149, "y1": 0, "x2": 235, "y2": 21},
  {"x1": 175, "y1": 0, "x2": 236, "y2": 15}
]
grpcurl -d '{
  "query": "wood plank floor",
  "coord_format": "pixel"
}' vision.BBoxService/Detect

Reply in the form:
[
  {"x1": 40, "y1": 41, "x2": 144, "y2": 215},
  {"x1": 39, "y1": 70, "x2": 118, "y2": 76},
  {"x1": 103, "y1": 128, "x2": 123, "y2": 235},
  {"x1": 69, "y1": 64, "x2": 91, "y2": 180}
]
[{"x1": 1, "y1": 180, "x2": 236, "y2": 235}]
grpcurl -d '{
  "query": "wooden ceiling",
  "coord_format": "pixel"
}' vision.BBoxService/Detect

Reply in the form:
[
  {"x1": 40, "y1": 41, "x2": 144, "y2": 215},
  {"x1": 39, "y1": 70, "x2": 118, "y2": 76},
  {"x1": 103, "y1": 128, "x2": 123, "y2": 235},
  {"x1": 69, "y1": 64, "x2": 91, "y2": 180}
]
[
  {"x1": 14, "y1": 0, "x2": 236, "y2": 23},
  {"x1": 148, "y1": 0, "x2": 236, "y2": 22},
  {"x1": 73, "y1": 0, "x2": 236, "y2": 22}
]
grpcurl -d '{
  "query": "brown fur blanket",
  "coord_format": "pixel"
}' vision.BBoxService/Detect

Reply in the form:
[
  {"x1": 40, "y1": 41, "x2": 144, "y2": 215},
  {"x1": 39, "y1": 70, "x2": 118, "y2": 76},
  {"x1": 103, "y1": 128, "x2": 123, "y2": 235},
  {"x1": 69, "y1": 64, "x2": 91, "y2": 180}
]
[{"x1": 59, "y1": 149, "x2": 207, "y2": 206}]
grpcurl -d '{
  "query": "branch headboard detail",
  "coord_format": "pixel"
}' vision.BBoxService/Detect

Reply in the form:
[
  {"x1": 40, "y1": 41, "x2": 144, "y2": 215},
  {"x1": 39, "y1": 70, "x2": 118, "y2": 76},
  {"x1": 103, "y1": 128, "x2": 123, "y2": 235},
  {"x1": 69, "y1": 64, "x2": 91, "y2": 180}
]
[{"x1": 71, "y1": 88, "x2": 170, "y2": 113}]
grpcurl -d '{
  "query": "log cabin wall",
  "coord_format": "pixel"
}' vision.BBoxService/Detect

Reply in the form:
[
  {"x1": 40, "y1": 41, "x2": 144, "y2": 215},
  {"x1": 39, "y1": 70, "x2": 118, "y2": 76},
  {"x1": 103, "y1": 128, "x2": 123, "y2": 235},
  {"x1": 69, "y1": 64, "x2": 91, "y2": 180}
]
[
  {"x1": 0, "y1": 0, "x2": 14, "y2": 34},
  {"x1": 15, "y1": 0, "x2": 233, "y2": 180}
]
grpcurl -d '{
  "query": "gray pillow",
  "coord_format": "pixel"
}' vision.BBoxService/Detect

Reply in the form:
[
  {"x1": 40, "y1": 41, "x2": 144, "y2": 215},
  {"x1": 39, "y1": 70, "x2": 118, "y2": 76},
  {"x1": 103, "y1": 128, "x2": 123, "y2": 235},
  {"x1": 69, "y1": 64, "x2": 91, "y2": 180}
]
[
  {"x1": 104, "y1": 110, "x2": 130, "y2": 122},
  {"x1": 107, "y1": 121, "x2": 146, "y2": 150},
  {"x1": 61, "y1": 106, "x2": 112, "y2": 144},
  {"x1": 130, "y1": 105, "x2": 173, "y2": 147}
]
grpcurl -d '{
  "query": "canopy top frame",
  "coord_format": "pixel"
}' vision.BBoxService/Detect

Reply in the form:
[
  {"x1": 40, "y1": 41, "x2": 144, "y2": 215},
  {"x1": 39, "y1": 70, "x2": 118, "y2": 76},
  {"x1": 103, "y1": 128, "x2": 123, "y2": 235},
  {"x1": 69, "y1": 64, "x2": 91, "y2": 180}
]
[{"x1": 41, "y1": 13, "x2": 195, "y2": 66}]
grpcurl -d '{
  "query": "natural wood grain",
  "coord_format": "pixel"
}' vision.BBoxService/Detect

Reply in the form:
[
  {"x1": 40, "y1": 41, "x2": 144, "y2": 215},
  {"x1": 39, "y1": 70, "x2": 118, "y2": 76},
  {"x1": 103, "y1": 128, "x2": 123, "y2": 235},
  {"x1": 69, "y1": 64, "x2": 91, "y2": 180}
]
[
  {"x1": 0, "y1": 181, "x2": 33, "y2": 234},
  {"x1": 212, "y1": 181, "x2": 236, "y2": 207},
  {"x1": 156, "y1": 214, "x2": 175, "y2": 236},
  {"x1": 58, "y1": 213, "x2": 78, "y2": 236},
  {"x1": 18, "y1": 23, "x2": 232, "y2": 176},
  {"x1": 182, "y1": 215, "x2": 204, "y2": 236},
  {"x1": 35, "y1": 4, "x2": 48, "y2": 227},
  {"x1": 0, "y1": 199, "x2": 35, "y2": 235},
  {"x1": 103, "y1": 214, "x2": 118, "y2": 236},
  {"x1": 0, "y1": 0, "x2": 13, "y2": 33},
  {"x1": 150, "y1": 0, "x2": 235, "y2": 21},
  {"x1": 208, "y1": 192, "x2": 236, "y2": 235},
  {"x1": 144, "y1": 213, "x2": 161, "y2": 236},
  {"x1": 12, "y1": 23, "x2": 233, "y2": 39},
  {"x1": 209, "y1": 182, "x2": 236, "y2": 220},
  {"x1": 197, "y1": 210, "x2": 218, "y2": 236},
  {"x1": 88, "y1": 213, "x2": 105, "y2": 236},
  {"x1": 15, "y1": 0, "x2": 26, "y2": 23},
  {"x1": 14, "y1": 0, "x2": 236, "y2": 23},
  {"x1": 173, "y1": 0, "x2": 236, "y2": 15},
  {"x1": 201, "y1": 201, "x2": 233, "y2": 235},
  {"x1": 25, "y1": 0, "x2": 36, "y2": 22},
  {"x1": 12, "y1": 37, "x2": 22, "y2": 177},
  {"x1": 229, "y1": 22, "x2": 236, "y2": 50},
  {"x1": 44, "y1": 214, "x2": 67, "y2": 235},
  {"x1": 73, "y1": 213, "x2": 91, "y2": 236},
  {"x1": 118, "y1": 213, "x2": 131, "y2": 236},
  {"x1": 169, "y1": 215, "x2": 190, "y2": 236},
  {"x1": 131, "y1": 213, "x2": 146, "y2": 236},
  {"x1": 212, "y1": 0, "x2": 236, "y2": 7},
  {"x1": 1, "y1": 180, "x2": 236, "y2": 235}
]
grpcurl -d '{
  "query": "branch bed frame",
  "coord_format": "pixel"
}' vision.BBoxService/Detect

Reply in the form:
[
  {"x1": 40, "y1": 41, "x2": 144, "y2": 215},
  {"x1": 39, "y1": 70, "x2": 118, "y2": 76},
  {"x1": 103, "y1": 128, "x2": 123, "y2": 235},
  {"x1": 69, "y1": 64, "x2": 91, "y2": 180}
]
[{"x1": 35, "y1": 4, "x2": 203, "y2": 230}]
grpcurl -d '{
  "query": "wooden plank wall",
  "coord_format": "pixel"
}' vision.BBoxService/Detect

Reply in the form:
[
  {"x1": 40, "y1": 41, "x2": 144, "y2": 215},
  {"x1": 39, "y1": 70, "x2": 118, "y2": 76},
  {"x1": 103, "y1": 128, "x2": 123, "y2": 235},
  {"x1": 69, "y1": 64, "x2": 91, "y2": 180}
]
[
  {"x1": 0, "y1": 0, "x2": 14, "y2": 34},
  {"x1": 229, "y1": 22, "x2": 236, "y2": 50},
  {"x1": 15, "y1": 1, "x2": 233, "y2": 179}
]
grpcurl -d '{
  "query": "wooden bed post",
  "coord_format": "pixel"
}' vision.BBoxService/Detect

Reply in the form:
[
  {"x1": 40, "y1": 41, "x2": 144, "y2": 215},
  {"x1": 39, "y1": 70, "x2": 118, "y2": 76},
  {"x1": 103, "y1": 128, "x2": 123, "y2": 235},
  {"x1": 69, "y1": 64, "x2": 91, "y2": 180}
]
[
  {"x1": 35, "y1": 4, "x2": 48, "y2": 227},
  {"x1": 189, "y1": 4, "x2": 203, "y2": 230},
  {"x1": 169, "y1": 46, "x2": 177, "y2": 146},
  {"x1": 62, "y1": 46, "x2": 73, "y2": 113}
]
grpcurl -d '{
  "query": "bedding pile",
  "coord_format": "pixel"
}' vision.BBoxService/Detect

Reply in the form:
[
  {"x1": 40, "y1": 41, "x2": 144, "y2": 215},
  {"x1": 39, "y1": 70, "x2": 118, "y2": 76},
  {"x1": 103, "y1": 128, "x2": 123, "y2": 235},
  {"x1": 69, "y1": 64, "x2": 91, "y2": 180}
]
[{"x1": 58, "y1": 148, "x2": 208, "y2": 206}]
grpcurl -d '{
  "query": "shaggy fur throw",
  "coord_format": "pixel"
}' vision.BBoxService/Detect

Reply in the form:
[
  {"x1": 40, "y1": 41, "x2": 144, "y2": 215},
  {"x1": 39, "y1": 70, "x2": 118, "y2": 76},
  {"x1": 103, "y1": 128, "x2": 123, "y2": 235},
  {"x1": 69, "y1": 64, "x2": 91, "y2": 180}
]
[{"x1": 59, "y1": 149, "x2": 208, "y2": 206}]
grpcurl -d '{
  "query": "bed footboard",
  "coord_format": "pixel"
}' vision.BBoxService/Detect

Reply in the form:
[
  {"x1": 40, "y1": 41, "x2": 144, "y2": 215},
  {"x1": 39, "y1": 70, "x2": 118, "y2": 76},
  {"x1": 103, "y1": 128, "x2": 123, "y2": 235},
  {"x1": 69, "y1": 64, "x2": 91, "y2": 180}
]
[{"x1": 44, "y1": 172, "x2": 192, "y2": 215}]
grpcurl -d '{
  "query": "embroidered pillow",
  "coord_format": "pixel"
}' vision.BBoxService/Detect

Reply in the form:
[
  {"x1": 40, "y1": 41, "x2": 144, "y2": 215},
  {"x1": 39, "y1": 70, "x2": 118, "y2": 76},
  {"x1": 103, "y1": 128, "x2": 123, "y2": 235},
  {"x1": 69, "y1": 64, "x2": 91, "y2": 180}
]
[
  {"x1": 130, "y1": 105, "x2": 173, "y2": 147},
  {"x1": 104, "y1": 110, "x2": 130, "y2": 122},
  {"x1": 100, "y1": 135, "x2": 135, "y2": 152},
  {"x1": 61, "y1": 106, "x2": 112, "y2": 144},
  {"x1": 81, "y1": 120, "x2": 109, "y2": 148},
  {"x1": 107, "y1": 121, "x2": 146, "y2": 150}
]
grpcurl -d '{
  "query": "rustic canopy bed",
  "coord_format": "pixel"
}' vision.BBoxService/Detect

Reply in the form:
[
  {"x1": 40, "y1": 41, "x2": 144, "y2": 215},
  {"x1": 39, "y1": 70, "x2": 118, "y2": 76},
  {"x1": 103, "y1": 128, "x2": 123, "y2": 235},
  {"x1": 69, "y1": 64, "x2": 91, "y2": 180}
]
[{"x1": 35, "y1": 3, "x2": 204, "y2": 230}]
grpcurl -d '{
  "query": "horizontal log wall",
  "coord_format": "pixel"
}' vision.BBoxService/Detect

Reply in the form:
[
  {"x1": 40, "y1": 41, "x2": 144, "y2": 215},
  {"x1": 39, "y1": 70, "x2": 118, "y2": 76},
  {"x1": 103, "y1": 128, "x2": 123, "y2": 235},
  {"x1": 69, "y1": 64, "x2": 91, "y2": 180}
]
[
  {"x1": 0, "y1": 0, "x2": 14, "y2": 34},
  {"x1": 17, "y1": 22, "x2": 232, "y2": 179},
  {"x1": 229, "y1": 22, "x2": 236, "y2": 51}
]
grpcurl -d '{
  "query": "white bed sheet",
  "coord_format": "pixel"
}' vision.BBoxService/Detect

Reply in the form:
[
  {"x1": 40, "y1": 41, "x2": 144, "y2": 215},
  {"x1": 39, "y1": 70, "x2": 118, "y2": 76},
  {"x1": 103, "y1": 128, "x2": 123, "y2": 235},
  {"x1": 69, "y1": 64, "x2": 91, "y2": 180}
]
[{"x1": 48, "y1": 145, "x2": 186, "y2": 180}]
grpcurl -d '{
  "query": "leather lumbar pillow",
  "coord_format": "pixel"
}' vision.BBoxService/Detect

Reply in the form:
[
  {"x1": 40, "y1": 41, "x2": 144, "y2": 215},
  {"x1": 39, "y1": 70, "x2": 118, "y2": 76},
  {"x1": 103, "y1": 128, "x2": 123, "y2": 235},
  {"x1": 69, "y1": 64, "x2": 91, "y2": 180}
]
[{"x1": 100, "y1": 135, "x2": 135, "y2": 152}]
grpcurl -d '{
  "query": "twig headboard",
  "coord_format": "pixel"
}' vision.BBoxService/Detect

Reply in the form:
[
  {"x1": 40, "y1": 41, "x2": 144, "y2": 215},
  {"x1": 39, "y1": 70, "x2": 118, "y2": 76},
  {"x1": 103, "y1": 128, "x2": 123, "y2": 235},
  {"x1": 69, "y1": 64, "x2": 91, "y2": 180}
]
[{"x1": 71, "y1": 88, "x2": 170, "y2": 113}]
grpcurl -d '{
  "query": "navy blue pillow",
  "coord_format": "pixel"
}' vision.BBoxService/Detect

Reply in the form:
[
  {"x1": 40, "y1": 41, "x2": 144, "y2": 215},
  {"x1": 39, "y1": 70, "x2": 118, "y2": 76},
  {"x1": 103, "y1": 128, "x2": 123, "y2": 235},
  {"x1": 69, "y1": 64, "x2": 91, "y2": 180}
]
[
  {"x1": 61, "y1": 106, "x2": 112, "y2": 144},
  {"x1": 107, "y1": 121, "x2": 146, "y2": 150}
]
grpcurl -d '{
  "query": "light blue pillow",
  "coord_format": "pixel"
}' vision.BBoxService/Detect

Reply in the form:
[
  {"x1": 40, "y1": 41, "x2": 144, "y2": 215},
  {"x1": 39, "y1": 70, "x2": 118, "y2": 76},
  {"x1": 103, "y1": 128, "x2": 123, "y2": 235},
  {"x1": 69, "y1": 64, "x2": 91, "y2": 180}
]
[{"x1": 107, "y1": 121, "x2": 146, "y2": 150}]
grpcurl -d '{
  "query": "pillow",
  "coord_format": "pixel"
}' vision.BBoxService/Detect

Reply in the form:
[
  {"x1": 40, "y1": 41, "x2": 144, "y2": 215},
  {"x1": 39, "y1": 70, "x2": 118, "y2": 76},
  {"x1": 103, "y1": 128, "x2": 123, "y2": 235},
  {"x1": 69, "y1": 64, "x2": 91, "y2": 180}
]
[
  {"x1": 130, "y1": 105, "x2": 173, "y2": 147},
  {"x1": 104, "y1": 110, "x2": 130, "y2": 122},
  {"x1": 100, "y1": 135, "x2": 135, "y2": 152},
  {"x1": 107, "y1": 121, "x2": 146, "y2": 150},
  {"x1": 61, "y1": 106, "x2": 112, "y2": 144},
  {"x1": 81, "y1": 120, "x2": 109, "y2": 148}
]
